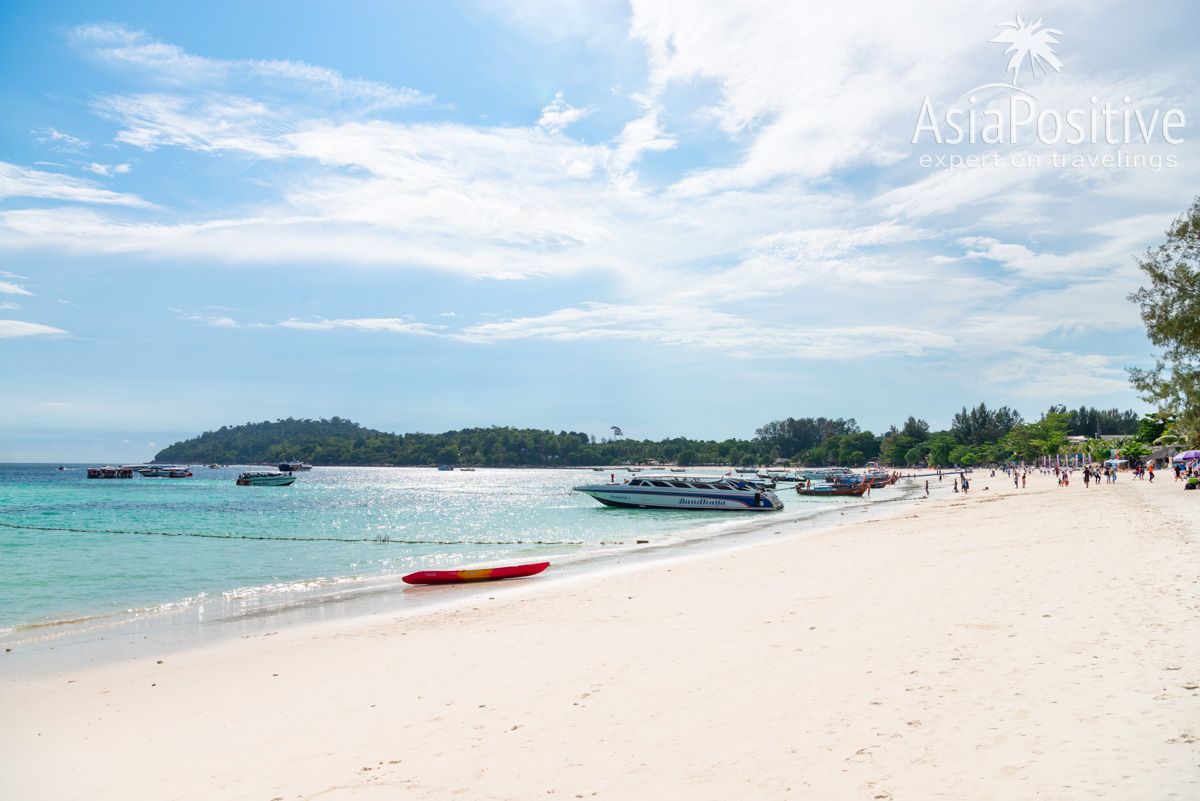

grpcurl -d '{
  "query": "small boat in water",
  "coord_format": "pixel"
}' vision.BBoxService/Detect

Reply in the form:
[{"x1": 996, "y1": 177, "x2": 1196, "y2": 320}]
[
  {"x1": 87, "y1": 466, "x2": 134, "y2": 479},
  {"x1": 437, "y1": 464, "x2": 455, "y2": 471},
  {"x1": 796, "y1": 479, "x2": 867, "y2": 497},
  {"x1": 402, "y1": 561, "x2": 550, "y2": 585},
  {"x1": 236, "y1": 471, "x2": 297, "y2": 487},
  {"x1": 574, "y1": 474, "x2": 783, "y2": 511},
  {"x1": 278, "y1": 461, "x2": 312, "y2": 472},
  {"x1": 138, "y1": 465, "x2": 192, "y2": 478}
]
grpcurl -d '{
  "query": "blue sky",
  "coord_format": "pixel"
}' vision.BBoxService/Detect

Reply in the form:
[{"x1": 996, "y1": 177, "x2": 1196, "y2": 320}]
[{"x1": 1, "y1": 0, "x2": 1197, "y2": 461}]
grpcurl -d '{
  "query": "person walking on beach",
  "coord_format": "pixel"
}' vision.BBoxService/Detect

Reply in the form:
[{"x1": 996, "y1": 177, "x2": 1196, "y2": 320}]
[
  {"x1": 925, "y1": 480, "x2": 929, "y2": 496},
  {"x1": 953, "y1": 478, "x2": 958, "y2": 493},
  {"x1": 1148, "y1": 463, "x2": 1155, "y2": 482},
  {"x1": 1084, "y1": 469, "x2": 1090, "y2": 488},
  {"x1": 961, "y1": 476, "x2": 970, "y2": 494},
  {"x1": 1013, "y1": 471, "x2": 1019, "y2": 489},
  {"x1": 1021, "y1": 472, "x2": 1027, "y2": 488}
]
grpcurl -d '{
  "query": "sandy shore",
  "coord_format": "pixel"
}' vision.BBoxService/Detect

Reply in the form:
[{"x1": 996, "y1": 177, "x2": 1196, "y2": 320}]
[{"x1": 3, "y1": 473, "x2": 1198, "y2": 800}]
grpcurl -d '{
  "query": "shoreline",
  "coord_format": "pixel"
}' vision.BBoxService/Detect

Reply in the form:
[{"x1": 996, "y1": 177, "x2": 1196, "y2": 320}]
[{"x1": 1, "y1": 479, "x2": 923, "y2": 676}]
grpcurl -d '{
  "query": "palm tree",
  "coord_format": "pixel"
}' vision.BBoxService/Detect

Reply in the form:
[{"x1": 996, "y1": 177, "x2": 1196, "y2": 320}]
[
  {"x1": 991, "y1": 16, "x2": 1063, "y2": 86},
  {"x1": 610, "y1": 426, "x2": 623, "y2": 439}
]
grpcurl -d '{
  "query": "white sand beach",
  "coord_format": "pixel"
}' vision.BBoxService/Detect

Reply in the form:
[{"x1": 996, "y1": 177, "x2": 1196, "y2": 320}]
[{"x1": 3, "y1": 474, "x2": 1198, "y2": 800}]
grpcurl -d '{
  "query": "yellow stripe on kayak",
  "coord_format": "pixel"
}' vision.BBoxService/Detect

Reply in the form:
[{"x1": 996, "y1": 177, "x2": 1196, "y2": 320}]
[{"x1": 456, "y1": 568, "x2": 495, "y2": 580}]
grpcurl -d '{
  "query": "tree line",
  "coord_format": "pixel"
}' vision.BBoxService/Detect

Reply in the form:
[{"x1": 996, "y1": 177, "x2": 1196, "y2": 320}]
[{"x1": 153, "y1": 403, "x2": 1146, "y2": 468}]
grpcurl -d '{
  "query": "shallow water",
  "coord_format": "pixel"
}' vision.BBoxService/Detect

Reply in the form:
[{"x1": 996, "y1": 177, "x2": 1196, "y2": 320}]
[{"x1": 0, "y1": 463, "x2": 909, "y2": 655}]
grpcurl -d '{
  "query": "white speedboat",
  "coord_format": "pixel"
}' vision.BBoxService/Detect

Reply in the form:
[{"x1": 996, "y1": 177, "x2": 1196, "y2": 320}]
[
  {"x1": 278, "y1": 461, "x2": 312, "y2": 472},
  {"x1": 137, "y1": 465, "x2": 192, "y2": 478},
  {"x1": 574, "y1": 475, "x2": 783, "y2": 511},
  {"x1": 237, "y1": 472, "x2": 297, "y2": 487}
]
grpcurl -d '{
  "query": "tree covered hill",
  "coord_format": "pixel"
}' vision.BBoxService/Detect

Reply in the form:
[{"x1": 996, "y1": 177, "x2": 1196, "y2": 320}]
[
  {"x1": 152, "y1": 417, "x2": 769, "y2": 467},
  {"x1": 154, "y1": 405, "x2": 1146, "y2": 468}
]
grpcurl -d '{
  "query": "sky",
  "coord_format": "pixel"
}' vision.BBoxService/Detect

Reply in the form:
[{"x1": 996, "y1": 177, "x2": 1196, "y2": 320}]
[{"x1": 1, "y1": 0, "x2": 1197, "y2": 462}]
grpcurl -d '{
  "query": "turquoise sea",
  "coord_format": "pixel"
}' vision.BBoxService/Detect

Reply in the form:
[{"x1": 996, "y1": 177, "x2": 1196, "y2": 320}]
[{"x1": 0, "y1": 463, "x2": 909, "y2": 653}]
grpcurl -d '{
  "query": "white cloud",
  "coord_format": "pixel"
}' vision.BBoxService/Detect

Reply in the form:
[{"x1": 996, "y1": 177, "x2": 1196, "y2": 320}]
[
  {"x1": 84, "y1": 162, "x2": 132, "y2": 176},
  {"x1": 0, "y1": 280, "x2": 32, "y2": 296},
  {"x1": 34, "y1": 127, "x2": 89, "y2": 152},
  {"x1": 984, "y1": 348, "x2": 1133, "y2": 396},
  {"x1": 0, "y1": 161, "x2": 152, "y2": 207},
  {"x1": 73, "y1": 23, "x2": 433, "y2": 111},
  {"x1": 277, "y1": 317, "x2": 442, "y2": 335},
  {"x1": 0, "y1": 320, "x2": 67, "y2": 338},
  {"x1": 537, "y1": 92, "x2": 593, "y2": 134},
  {"x1": 94, "y1": 93, "x2": 291, "y2": 157},
  {"x1": 956, "y1": 212, "x2": 1170, "y2": 280},
  {"x1": 181, "y1": 314, "x2": 239, "y2": 328},
  {"x1": 875, "y1": 158, "x2": 1040, "y2": 220},
  {"x1": 455, "y1": 302, "x2": 955, "y2": 358},
  {"x1": 611, "y1": 98, "x2": 676, "y2": 174}
]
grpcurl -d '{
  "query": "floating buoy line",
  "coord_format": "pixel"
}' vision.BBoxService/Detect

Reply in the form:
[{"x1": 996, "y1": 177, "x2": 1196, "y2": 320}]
[{"x1": 0, "y1": 520, "x2": 585, "y2": 546}]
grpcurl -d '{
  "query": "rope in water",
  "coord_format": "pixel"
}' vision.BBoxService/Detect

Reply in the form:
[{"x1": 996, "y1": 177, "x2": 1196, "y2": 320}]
[{"x1": 0, "y1": 520, "x2": 582, "y2": 546}]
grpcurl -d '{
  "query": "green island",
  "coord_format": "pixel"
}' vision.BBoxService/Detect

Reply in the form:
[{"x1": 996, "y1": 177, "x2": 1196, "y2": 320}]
[{"x1": 153, "y1": 404, "x2": 1158, "y2": 468}]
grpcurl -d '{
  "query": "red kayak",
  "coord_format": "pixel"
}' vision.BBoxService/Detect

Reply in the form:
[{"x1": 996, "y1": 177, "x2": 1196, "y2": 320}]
[{"x1": 402, "y1": 561, "x2": 550, "y2": 585}]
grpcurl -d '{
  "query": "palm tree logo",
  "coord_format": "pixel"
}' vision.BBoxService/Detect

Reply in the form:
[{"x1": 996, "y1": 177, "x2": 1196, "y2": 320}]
[{"x1": 991, "y1": 16, "x2": 1063, "y2": 86}]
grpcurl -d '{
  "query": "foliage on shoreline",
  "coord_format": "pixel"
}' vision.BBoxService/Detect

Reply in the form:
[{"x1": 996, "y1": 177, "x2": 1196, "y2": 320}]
[
  {"x1": 154, "y1": 403, "x2": 1144, "y2": 468},
  {"x1": 1129, "y1": 195, "x2": 1200, "y2": 447}
]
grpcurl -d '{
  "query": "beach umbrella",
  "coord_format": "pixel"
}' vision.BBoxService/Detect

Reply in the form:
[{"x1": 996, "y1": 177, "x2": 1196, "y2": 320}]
[{"x1": 1172, "y1": 450, "x2": 1200, "y2": 461}]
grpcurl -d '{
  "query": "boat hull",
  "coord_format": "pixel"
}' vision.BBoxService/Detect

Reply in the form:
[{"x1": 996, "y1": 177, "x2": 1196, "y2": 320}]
[
  {"x1": 575, "y1": 486, "x2": 781, "y2": 511},
  {"x1": 797, "y1": 485, "x2": 867, "y2": 497},
  {"x1": 402, "y1": 561, "x2": 550, "y2": 585},
  {"x1": 236, "y1": 474, "x2": 297, "y2": 486}
]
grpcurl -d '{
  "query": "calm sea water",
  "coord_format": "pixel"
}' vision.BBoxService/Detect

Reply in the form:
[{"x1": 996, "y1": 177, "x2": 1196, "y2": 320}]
[{"x1": 2, "y1": 464, "x2": 883, "y2": 643}]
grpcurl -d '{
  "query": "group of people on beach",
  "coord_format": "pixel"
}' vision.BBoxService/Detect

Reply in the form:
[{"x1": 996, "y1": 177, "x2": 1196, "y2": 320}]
[
  {"x1": 915, "y1": 457, "x2": 1200, "y2": 496},
  {"x1": 1176, "y1": 459, "x2": 1200, "y2": 489}
]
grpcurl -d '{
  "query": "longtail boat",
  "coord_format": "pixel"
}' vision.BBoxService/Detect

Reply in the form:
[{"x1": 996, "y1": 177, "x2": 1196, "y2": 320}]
[{"x1": 796, "y1": 480, "x2": 868, "y2": 497}]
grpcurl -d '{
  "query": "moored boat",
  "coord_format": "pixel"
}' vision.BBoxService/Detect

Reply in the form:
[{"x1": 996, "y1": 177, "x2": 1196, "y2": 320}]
[
  {"x1": 574, "y1": 474, "x2": 783, "y2": 511},
  {"x1": 86, "y1": 466, "x2": 134, "y2": 479},
  {"x1": 138, "y1": 465, "x2": 192, "y2": 478},
  {"x1": 278, "y1": 461, "x2": 312, "y2": 472},
  {"x1": 236, "y1": 471, "x2": 297, "y2": 487},
  {"x1": 796, "y1": 478, "x2": 868, "y2": 497}
]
